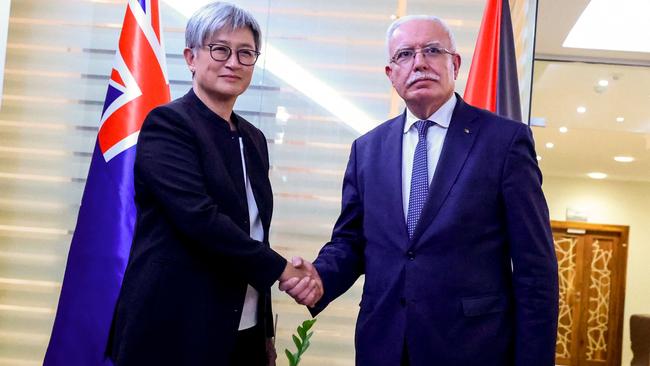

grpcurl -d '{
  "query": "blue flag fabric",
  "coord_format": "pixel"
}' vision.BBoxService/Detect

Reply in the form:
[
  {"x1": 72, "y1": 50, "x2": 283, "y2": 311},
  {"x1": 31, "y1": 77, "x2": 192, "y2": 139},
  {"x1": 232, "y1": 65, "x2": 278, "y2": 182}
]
[{"x1": 44, "y1": 1, "x2": 170, "y2": 364}]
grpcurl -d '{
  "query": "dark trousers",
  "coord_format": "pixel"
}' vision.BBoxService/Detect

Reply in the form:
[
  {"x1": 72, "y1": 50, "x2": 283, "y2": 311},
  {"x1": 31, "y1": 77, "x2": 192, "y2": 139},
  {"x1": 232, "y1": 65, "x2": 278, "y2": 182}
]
[
  {"x1": 401, "y1": 341, "x2": 410, "y2": 366},
  {"x1": 231, "y1": 324, "x2": 266, "y2": 366}
]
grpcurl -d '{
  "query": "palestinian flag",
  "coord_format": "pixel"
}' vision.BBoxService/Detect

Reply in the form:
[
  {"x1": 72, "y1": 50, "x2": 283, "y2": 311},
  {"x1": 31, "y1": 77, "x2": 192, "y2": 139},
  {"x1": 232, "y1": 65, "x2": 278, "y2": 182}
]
[{"x1": 464, "y1": 0, "x2": 523, "y2": 122}]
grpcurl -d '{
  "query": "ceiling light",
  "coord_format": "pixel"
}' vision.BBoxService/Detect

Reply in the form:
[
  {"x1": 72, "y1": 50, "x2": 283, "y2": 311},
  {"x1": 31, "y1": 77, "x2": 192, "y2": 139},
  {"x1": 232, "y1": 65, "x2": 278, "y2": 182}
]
[
  {"x1": 616, "y1": 117, "x2": 625, "y2": 122},
  {"x1": 614, "y1": 156, "x2": 635, "y2": 163},
  {"x1": 563, "y1": 0, "x2": 650, "y2": 53},
  {"x1": 577, "y1": 106, "x2": 586, "y2": 114},
  {"x1": 559, "y1": 126, "x2": 568, "y2": 133},
  {"x1": 587, "y1": 172, "x2": 607, "y2": 180},
  {"x1": 598, "y1": 79, "x2": 609, "y2": 87},
  {"x1": 390, "y1": 14, "x2": 397, "y2": 20},
  {"x1": 545, "y1": 142, "x2": 554, "y2": 149}
]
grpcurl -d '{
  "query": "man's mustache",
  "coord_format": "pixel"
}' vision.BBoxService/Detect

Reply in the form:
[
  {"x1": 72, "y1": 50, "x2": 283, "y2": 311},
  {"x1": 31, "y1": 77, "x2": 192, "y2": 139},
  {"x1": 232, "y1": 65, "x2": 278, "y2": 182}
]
[{"x1": 406, "y1": 71, "x2": 440, "y2": 86}]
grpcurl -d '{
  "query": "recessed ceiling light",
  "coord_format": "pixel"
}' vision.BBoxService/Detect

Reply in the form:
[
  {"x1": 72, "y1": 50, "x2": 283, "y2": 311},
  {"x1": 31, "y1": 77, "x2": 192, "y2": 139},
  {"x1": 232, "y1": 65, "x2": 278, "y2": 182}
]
[
  {"x1": 616, "y1": 117, "x2": 625, "y2": 122},
  {"x1": 598, "y1": 79, "x2": 609, "y2": 87},
  {"x1": 614, "y1": 156, "x2": 635, "y2": 163},
  {"x1": 577, "y1": 106, "x2": 587, "y2": 114},
  {"x1": 536, "y1": 155, "x2": 542, "y2": 161},
  {"x1": 545, "y1": 142, "x2": 554, "y2": 149},
  {"x1": 559, "y1": 126, "x2": 568, "y2": 133},
  {"x1": 587, "y1": 172, "x2": 607, "y2": 180}
]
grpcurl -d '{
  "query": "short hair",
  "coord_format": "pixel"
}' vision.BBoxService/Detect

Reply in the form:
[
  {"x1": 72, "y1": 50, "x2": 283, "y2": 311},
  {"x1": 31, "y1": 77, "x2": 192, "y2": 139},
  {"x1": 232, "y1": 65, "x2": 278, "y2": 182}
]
[
  {"x1": 385, "y1": 15, "x2": 456, "y2": 60},
  {"x1": 185, "y1": 2, "x2": 261, "y2": 53}
]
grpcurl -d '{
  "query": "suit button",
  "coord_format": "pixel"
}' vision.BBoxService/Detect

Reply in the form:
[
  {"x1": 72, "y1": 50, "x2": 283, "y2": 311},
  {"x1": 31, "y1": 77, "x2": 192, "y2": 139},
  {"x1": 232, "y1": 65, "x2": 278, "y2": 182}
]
[
  {"x1": 407, "y1": 251, "x2": 415, "y2": 260},
  {"x1": 400, "y1": 297, "x2": 407, "y2": 307}
]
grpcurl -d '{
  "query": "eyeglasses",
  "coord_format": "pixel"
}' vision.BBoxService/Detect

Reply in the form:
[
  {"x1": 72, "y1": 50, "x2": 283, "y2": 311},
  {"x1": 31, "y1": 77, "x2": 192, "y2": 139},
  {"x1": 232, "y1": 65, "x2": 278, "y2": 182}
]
[
  {"x1": 203, "y1": 43, "x2": 261, "y2": 66},
  {"x1": 390, "y1": 45, "x2": 455, "y2": 65}
]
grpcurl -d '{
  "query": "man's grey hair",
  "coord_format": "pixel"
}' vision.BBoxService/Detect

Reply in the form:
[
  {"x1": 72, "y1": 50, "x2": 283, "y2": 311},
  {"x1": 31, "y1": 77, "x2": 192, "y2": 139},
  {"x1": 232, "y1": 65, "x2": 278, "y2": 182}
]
[
  {"x1": 185, "y1": 2, "x2": 261, "y2": 53},
  {"x1": 385, "y1": 15, "x2": 456, "y2": 60}
]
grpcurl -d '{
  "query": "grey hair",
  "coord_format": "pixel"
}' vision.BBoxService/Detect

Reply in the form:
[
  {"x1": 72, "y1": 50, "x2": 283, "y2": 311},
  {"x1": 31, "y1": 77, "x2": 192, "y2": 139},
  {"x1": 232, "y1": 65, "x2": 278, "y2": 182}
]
[
  {"x1": 385, "y1": 15, "x2": 456, "y2": 60},
  {"x1": 185, "y1": 2, "x2": 262, "y2": 53}
]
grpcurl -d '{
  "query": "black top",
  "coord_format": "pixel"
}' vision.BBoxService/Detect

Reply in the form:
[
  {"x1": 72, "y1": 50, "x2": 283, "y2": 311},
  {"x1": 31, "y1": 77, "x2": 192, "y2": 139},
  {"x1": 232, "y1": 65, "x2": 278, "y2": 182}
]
[{"x1": 108, "y1": 89, "x2": 286, "y2": 365}]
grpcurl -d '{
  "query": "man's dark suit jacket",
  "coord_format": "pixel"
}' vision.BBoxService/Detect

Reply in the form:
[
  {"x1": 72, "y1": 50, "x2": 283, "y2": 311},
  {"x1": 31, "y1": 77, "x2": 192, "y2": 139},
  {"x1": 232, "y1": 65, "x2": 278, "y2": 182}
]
[
  {"x1": 107, "y1": 89, "x2": 286, "y2": 365},
  {"x1": 311, "y1": 95, "x2": 559, "y2": 366}
]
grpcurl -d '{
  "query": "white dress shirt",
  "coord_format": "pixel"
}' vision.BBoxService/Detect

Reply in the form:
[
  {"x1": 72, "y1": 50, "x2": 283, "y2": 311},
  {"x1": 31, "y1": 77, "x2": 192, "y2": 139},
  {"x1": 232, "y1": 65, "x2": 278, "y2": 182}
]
[
  {"x1": 237, "y1": 137, "x2": 264, "y2": 330},
  {"x1": 401, "y1": 94, "x2": 457, "y2": 220}
]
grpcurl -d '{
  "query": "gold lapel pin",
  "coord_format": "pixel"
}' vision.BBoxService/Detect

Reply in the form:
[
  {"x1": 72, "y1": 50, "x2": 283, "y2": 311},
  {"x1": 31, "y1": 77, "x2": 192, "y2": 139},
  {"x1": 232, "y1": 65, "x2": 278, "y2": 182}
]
[{"x1": 464, "y1": 128, "x2": 470, "y2": 134}]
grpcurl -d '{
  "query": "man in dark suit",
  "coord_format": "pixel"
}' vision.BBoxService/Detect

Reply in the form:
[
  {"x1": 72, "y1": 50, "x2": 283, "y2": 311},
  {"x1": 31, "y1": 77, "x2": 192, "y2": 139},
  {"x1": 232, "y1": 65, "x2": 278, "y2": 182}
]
[
  {"x1": 107, "y1": 3, "x2": 317, "y2": 366},
  {"x1": 282, "y1": 15, "x2": 559, "y2": 366}
]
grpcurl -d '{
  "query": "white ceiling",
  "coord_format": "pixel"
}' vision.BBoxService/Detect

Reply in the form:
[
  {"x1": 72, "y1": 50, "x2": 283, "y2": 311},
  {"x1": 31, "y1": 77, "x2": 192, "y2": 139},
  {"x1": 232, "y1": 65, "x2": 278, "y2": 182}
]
[
  {"x1": 532, "y1": 0, "x2": 650, "y2": 182},
  {"x1": 535, "y1": 0, "x2": 650, "y2": 66}
]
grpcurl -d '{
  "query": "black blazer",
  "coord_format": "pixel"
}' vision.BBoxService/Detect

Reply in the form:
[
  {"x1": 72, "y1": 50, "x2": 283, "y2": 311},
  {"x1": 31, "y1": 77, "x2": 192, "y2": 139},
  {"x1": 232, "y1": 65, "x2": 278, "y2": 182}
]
[{"x1": 108, "y1": 89, "x2": 286, "y2": 365}]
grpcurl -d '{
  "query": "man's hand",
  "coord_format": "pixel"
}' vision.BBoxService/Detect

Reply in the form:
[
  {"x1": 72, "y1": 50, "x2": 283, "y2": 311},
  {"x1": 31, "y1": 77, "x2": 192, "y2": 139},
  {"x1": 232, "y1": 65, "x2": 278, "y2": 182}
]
[{"x1": 279, "y1": 257, "x2": 323, "y2": 307}]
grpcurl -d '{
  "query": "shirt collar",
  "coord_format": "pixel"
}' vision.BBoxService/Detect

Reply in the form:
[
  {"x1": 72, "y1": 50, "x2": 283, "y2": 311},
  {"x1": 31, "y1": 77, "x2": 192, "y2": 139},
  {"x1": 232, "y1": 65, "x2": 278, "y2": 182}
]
[{"x1": 403, "y1": 93, "x2": 457, "y2": 134}]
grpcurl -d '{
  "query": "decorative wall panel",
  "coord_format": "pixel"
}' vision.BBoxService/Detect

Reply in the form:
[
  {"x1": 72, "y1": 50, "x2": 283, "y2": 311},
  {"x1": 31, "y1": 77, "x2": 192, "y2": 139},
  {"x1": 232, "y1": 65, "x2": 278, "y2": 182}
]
[
  {"x1": 555, "y1": 237, "x2": 578, "y2": 360},
  {"x1": 585, "y1": 240, "x2": 613, "y2": 362},
  {"x1": 552, "y1": 222, "x2": 628, "y2": 366}
]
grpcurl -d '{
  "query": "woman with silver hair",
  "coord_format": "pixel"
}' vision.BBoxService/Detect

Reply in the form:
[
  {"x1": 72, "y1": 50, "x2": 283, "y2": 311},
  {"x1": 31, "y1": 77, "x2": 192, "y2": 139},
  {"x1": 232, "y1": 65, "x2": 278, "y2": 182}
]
[{"x1": 107, "y1": 3, "x2": 319, "y2": 365}]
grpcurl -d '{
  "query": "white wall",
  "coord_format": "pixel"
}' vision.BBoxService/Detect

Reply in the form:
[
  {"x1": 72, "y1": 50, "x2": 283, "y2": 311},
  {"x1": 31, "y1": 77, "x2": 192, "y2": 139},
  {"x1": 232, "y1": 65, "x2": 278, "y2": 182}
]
[
  {"x1": 0, "y1": 0, "x2": 11, "y2": 109},
  {"x1": 543, "y1": 175, "x2": 650, "y2": 365}
]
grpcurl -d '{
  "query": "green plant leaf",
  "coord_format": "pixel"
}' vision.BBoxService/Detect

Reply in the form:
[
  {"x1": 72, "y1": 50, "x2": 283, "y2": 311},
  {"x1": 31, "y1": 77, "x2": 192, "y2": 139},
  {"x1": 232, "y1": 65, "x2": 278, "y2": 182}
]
[
  {"x1": 302, "y1": 319, "x2": 312, "y2": 329},
  {"x1": 292, "y1": 334, "x2": 302, "y2": 349},
  {"x1": 285, "y1": 318, "x2": 318, "y2": 365},
  {"x1": 305, "y1": 319, "x2": 317, "y2": 332},
  {"x1": 285, "y1": 349, "x2": 296, "y2": 366},
  {"x1": 297, "y1": 325, "x2": 307, "y2": 340}
]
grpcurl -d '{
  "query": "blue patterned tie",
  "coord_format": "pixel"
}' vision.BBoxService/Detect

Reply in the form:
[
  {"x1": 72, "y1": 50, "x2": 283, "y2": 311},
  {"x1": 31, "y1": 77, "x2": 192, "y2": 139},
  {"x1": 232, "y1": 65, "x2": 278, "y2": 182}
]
[{"x1": 406, "y1": 120, "x2": 432, "y2": 239}]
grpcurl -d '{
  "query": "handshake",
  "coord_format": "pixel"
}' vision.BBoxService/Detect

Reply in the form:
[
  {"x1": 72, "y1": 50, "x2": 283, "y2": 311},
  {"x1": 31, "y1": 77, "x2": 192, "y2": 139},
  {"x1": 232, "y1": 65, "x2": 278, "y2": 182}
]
[{"x1": 278, "y1": 257, "x2": 323, "y2": 308}]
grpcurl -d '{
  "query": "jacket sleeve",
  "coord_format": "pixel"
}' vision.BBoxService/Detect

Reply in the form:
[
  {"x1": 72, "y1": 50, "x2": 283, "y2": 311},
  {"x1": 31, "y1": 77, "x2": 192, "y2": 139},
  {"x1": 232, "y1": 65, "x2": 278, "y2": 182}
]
[
  {"x1": 135, "y1": 106, "x2": 286, "y2": 290},
  {"x1": 310, "y1": 140, "x2": 366, "y2": 316},
  {"x1": 501, "y1": 123, "x2": 559, "y2": 366}
]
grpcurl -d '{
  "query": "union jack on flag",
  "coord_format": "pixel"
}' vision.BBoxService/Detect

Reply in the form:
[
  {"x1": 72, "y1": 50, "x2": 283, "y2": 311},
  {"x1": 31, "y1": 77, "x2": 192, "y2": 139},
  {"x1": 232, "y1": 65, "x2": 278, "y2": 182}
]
[
  {"x1": 100, "y1": 0, "x2": 170, "y2": 161},
  {"x1": 44, "y1": 1, "x2": 170, "y2": 365}
]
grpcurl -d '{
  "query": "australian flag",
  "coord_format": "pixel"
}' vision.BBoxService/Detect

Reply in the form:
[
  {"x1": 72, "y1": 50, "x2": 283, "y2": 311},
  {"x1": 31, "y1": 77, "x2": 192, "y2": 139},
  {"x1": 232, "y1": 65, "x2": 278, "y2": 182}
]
[{"x1": 44, "y1": 0, "x2": 170, "y2": 364}]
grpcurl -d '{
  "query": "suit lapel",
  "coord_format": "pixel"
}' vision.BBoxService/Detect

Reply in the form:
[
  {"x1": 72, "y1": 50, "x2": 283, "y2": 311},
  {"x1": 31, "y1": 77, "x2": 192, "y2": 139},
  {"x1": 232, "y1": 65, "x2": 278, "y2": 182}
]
[
  {"x1": 382, "y1": 112, "x2": 410, "y2": 242},
  {"x1": 411, "y1": 97, "x2": 481, "y2": 245}
]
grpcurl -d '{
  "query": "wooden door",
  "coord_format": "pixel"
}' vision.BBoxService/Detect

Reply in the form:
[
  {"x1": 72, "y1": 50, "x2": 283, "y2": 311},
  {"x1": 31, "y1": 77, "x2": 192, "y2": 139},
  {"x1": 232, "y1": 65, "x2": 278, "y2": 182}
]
[{"x1": 552, "y1": 221, "x2": 629, "y2": 366}]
